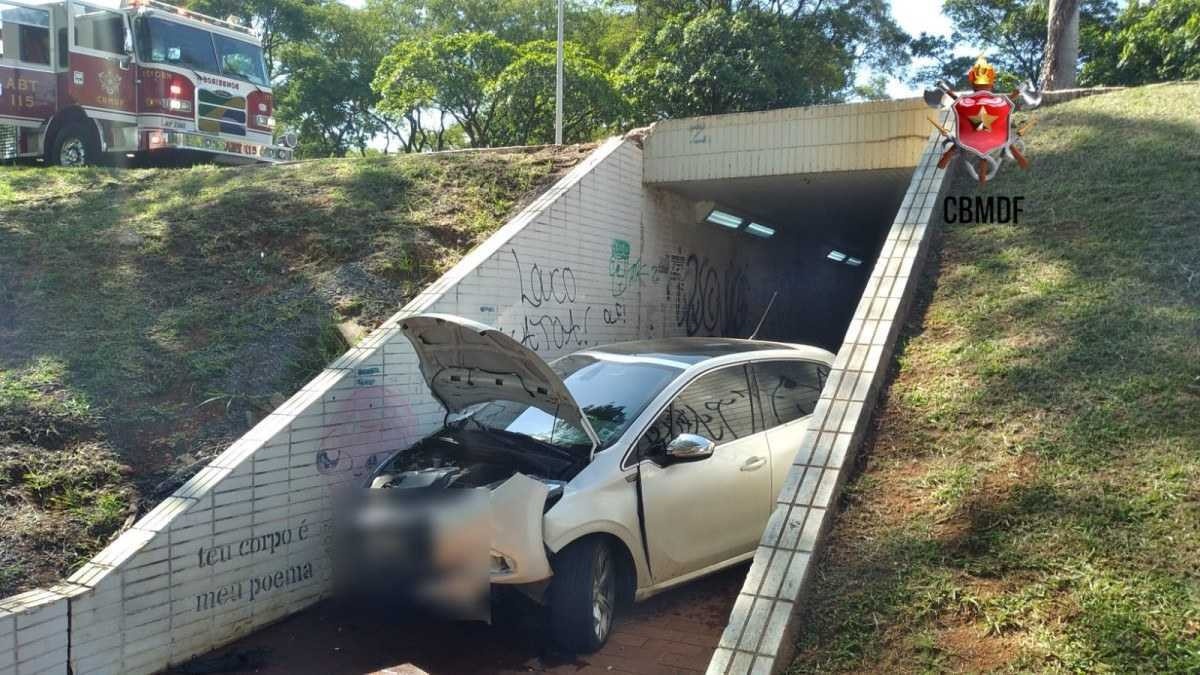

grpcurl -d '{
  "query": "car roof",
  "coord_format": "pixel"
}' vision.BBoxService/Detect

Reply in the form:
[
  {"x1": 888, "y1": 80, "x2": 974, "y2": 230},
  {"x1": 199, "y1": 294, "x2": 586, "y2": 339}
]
[{"x1": 580, "y1": 337, "x2": 825, "y2": 366}]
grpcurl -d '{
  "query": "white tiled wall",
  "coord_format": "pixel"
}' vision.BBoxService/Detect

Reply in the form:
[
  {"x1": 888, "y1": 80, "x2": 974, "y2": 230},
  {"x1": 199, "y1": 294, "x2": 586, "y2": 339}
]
[
  {"x1": 0, "y1": 137, "x2": 759, "y2": 675},
  {"x1": 643, "y1": 98, "x2": 933, "y2": 183},
  {"x1": 0, "y1": 587, "x2": 71, "y2": 675}
]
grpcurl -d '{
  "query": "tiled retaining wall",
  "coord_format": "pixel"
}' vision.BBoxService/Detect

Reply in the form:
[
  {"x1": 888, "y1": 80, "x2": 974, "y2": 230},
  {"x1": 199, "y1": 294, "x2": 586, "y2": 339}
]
[
  {"x1": 643, "y1": 98, "x2": 932, "y2": 184},
  {"x1": 705, "y1": 124, "x2": 955, "y2": 674},
  {"x1": 0, "y1": 137, "x2": 769, "y2": 675}
]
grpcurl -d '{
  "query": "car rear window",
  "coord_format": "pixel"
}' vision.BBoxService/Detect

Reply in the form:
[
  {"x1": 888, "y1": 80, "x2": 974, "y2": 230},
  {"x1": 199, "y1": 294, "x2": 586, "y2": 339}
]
[{"x1": 753, "y1": 360, "x2": 828, "y2": 427}]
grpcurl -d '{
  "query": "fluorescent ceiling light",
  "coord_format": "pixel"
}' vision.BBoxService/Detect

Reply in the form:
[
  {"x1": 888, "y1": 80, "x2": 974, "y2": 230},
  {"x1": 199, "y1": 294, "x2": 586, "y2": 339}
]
[
  {"x1": 705, "y1": 209, "x2": 743, "y2": 229},
  {"x1": 745, "y1": 222, "x2": 775, "y2": 238},
  {"x1": 846, "y1": 257, "x2": 863, "y2": 266},
  {"x1": 827, "y1": 250, "x2": 847, "y2": 262}
]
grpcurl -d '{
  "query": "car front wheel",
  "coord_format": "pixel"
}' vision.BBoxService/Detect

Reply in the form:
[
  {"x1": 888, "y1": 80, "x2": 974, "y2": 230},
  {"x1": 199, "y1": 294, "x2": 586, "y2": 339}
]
[{"x1": 547, "y1": 538, "x2": 618, "y2": 653}]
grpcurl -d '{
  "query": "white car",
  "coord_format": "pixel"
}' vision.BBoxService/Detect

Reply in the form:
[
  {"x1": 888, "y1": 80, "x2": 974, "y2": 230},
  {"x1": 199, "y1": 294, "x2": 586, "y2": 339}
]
[{"x1": 366, "y1": 314, "x2": 833, "y2": 652}]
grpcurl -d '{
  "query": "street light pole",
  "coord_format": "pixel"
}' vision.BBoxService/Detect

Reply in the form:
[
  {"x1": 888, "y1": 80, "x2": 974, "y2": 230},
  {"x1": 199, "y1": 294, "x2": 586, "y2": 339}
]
[{"x1": 555, "y1": 0, "x2": 563, "y2": 145}]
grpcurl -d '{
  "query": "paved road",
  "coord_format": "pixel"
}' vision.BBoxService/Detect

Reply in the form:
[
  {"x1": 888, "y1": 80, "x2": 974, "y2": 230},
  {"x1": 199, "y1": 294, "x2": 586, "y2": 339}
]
[{"x1": 180, "y1": 564, "x2": 745, "y2": 675}]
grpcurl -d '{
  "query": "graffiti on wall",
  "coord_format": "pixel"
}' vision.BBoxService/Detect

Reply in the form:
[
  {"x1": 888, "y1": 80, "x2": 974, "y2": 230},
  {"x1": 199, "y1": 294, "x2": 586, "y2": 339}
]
[
  {"x1": 610, "y1": 240, "x2": 751, "y2": 338},
  {"x1": 674, "y1": 254, "x2": 752, "y2": 337},
  {"x1": 608, "y1": 238, "x2": 667, "y2": 300},
  {"x1": 505, "y1": 240, "x2": 754, "y2": 351},
  {"x1": 509, "y1": 248, "x2": 594, "y2": 351}
]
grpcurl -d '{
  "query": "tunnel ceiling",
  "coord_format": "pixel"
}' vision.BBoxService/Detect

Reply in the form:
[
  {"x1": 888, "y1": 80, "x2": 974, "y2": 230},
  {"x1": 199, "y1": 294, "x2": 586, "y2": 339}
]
[{"x1": 656, "y1": 167, "x2": 914, "y2": 246}]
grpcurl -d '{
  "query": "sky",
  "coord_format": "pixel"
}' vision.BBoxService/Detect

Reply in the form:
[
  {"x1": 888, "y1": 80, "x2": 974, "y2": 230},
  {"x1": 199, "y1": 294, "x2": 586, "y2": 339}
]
[
  {"x1": 881, "y1": 0, "x2": 955, "y2": 97},
  {"x1": 890, "y1": 0, "x2": 954, "y2": 42}
]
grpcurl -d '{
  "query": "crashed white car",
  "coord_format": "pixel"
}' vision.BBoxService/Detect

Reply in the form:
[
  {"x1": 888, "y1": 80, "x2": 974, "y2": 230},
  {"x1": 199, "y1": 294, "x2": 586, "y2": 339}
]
[{"x1": 367, "y1": 314, "x2": 833, "y2": 652}]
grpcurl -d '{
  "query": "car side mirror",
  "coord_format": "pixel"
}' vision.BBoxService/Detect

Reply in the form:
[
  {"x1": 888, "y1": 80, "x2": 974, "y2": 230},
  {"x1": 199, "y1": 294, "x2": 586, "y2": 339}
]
[{"x1": 665, "y1": 433, "x2": 715, "y2": 463}]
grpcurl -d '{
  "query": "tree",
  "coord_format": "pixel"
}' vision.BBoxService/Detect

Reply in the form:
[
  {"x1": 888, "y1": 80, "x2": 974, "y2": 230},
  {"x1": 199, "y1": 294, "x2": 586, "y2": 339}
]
[
  {"x1": 1082, "y1": 0, "x2": 1200, "y2": 86},
  {"x1": 368, "y1": 0, "x2": 632, "y2": 65},
  {"x1": 274, "y1": 3, "x2": 395, "y2": 156},
  {"x1": 853, "y1": 74, "x2": 892, "y2": 101},
  {"x1": 943, "y1": 0, "x2": 1048, "y2": 85},
  {"x1": 918, "y1": 0, "x2": 1114, "y2": 89},
  {"x1": 490, "y1": 41, "x2": 625, "y2": 145},
  {"x1": 374, "y1": 32, "x2": 517, "y2": 148},
  {"x1": 617, "y1": 1, "x2": 908, "y2": 122},
  {"x1": 1041, "y1": 0, "x2": 1081, "y2": 89},
  {"x1": 374, "y1": 33, "x2": 623, "y2": 148},
  {"x1": 908, "y1": 33, "x2": 979, "y2": 89}
]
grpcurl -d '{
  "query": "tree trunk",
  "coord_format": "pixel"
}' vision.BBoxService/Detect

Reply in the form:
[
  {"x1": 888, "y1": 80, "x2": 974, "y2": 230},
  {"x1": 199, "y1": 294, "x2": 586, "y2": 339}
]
[{"x1": 1041, "y1": 0, "x2": 1081, "y2": 90}]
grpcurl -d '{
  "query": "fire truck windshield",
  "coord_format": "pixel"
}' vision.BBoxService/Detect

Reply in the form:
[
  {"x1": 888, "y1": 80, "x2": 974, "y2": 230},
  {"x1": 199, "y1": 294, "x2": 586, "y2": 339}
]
[
  {"x1": 136, "y1": 16, "x2": 267, "y2": 87},
  {"x1": 212, "y1": 33, "x2": 268, "y2": 86}
]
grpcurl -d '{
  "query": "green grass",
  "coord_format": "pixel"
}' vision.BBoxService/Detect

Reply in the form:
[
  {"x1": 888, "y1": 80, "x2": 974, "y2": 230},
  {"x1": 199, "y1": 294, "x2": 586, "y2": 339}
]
[
  {"x1": 0, "y1": 145, "x2": 592, "y2": 597},
  {"x1": 791, "y1": 83, "x2": 1200, "y2": 673}
]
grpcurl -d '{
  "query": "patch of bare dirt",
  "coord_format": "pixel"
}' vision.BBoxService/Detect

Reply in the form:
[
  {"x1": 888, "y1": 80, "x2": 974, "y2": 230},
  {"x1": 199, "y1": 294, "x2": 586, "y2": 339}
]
[{"x1": 936, "y1": 623, "x2": 1021, "y2": 673}]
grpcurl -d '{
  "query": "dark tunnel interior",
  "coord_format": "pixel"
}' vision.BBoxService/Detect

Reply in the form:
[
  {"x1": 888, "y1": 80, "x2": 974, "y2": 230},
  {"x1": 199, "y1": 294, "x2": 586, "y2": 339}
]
[{"x1": 661, "y1": 168, "x2": 913, "y2": 352}]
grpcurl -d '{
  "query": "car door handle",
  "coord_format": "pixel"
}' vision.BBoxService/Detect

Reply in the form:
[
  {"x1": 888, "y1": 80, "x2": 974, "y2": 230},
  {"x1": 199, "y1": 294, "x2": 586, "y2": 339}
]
[{"x1": 740, "y1": 456, "x2": 767, "y2": 472}]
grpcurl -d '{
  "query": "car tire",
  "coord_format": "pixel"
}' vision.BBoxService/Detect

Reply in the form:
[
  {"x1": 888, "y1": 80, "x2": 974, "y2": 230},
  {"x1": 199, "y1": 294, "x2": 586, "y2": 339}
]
[
  {"x1": 49, "y1": 122, "x2": 99, "y2": 167},
  {"x1": 547, "y1": 538, "x2": 618, "y2": 653}
]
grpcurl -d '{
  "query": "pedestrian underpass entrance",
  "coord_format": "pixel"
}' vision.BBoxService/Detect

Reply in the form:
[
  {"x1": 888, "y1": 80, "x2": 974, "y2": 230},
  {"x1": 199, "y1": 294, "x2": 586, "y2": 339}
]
[
  {"x1": 0, "y1": 98, "x2": 950, "y2": 675},
  {"x1": 655, "y1": 169, "x2": 914, "y2": 350}
]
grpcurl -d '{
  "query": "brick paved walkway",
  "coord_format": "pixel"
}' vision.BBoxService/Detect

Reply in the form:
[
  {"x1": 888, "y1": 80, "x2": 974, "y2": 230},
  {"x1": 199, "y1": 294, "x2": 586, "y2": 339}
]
[{"x1": 180, "y1": 564, "x2": 745, "y2": 675}]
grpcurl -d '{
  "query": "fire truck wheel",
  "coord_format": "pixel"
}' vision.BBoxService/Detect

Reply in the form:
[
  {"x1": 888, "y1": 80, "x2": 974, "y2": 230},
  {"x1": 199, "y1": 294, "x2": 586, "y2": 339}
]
[{"x1": 50, "y1": 123, "x2": 99, "y2": 167}]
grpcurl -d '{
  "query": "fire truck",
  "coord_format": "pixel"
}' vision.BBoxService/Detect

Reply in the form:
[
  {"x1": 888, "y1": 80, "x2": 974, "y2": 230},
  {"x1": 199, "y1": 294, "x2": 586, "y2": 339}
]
[{"x1": 0, "y1": 0, "x2": 294, "y2": 166}]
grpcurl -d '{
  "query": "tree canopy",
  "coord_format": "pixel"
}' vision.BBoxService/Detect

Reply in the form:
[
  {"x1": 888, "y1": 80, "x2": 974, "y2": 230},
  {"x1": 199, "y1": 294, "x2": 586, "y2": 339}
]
[
  {"x1": 188, "y1": 0, "x2": 1197, "y2": 157},
  {"x1": 1082, "y1": 0, "x2": 1200, "y2": 85},
  {"x1": 373, "y1": 33, "x2": 623, "y2": 147},
  {"x1": 910, "y1": 0, "x2": 1115, "y2": 90},
  {"x1": 618, "y1": 0, "x2": 907, "y2": 121}
]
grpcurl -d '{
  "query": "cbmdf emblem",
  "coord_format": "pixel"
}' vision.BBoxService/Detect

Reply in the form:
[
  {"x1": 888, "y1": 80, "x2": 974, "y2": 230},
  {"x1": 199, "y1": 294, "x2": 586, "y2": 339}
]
[{"x1": 926, "y1": 56, "x2": 1041, "y2": 184}]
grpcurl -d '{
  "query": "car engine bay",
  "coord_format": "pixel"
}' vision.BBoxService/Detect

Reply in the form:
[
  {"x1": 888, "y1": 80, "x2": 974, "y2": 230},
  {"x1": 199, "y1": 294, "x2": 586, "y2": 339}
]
[{"x1": 368, "y1": 428, "x2": 584, "y2": 491}]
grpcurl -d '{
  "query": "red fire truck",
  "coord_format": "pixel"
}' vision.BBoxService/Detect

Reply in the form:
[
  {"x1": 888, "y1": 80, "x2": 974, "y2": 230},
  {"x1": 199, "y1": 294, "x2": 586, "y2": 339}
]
[{"x1": 0, "y1": 0, "x2": 294, "y2": 166}]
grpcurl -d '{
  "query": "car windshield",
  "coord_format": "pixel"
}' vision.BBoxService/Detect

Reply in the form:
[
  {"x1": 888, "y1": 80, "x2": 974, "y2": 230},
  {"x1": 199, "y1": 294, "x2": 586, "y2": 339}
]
[
  {"x1": 136, "y1": 17, "x2": 267, "y2": 86},
  {"x1": 455, "y1": 355, "x2": 679, "y2": 450}
]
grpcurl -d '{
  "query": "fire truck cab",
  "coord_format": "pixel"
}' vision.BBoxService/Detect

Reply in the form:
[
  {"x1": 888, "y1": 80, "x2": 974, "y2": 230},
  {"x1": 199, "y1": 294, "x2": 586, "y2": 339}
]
[{"x1": 0, "y1": 0, "x2": 294, "y2": 166}]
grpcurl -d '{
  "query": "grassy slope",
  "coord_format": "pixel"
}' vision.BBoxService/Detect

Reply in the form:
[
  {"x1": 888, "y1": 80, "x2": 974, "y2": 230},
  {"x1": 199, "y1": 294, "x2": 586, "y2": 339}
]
[
  {"x1": 0, "y1": 145, "x2": 592, "y2": 597},
  {"x1": 791, "y1": 83, "x2": 1200, "y2": 673}
]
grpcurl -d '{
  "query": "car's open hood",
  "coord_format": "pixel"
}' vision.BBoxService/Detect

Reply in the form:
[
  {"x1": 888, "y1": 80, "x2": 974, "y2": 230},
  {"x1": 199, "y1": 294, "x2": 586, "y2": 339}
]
[{"x1": 399, "y1": 314, "x2": 600, "y2": 455}]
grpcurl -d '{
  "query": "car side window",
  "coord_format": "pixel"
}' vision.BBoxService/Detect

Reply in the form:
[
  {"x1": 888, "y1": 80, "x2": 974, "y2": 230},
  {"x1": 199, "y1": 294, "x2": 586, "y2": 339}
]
[
  {"x1": 671, "y1": 366, "x2": 757, "y2": 445},
  {"x1": 633, "y1": 366, "x2": 759, "y2": 464},
  {"x1": 635, "y1": 406, "x2": 674, "y2": 461},
  {"x1": 753, "y1": 361, "x2": 829, "y2": 428}
]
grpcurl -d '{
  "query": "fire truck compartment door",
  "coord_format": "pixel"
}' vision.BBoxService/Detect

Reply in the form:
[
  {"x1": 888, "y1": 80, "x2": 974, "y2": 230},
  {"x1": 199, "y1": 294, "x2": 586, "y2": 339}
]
[
  {"x1": 65, "y1": 1, "x2": 136, "y2": 115},
  {"x1": 0, "y1": 1, "x2": 58, "y2": 127}
]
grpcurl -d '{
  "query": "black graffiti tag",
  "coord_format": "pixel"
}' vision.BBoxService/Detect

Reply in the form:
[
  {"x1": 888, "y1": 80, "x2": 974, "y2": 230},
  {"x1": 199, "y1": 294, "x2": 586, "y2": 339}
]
[
  {"x1": 518, "y1": 307, "x2": 591, "y2": 351},
  {"x1": 676, "y1": 255, "x2": 751, "y2": 337},
  {"x1": 602, "y1": 302, "x2": 626, "y2": 325},
  {"x1": 513, "y1": 248, "x2": 577, "y2": 308}
]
